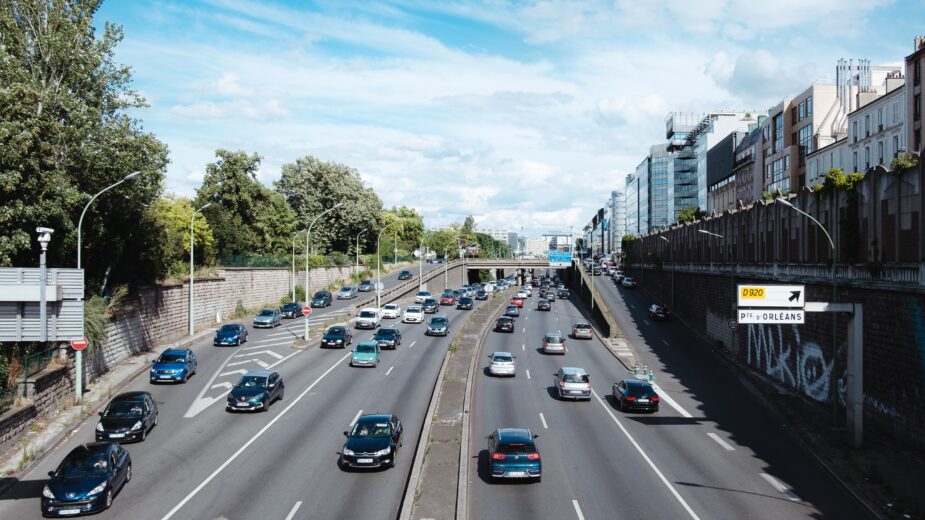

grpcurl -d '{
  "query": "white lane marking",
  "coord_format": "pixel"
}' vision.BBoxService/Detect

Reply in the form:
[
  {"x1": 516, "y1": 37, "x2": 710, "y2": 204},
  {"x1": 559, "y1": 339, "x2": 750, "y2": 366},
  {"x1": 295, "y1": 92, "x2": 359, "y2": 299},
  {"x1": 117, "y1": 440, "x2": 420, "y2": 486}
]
[
  {"x1": 226, "y1": 359, "x2": 269, "y2": 369},
  {"x1": 539, "y1": 413, "x2": 548, "y2": 429},
  {"x1": 760, "y1": 473, "x2": 801, "y2": 501},
  {"x1": 572, "y1": 500, "x2": 586, "y2": 520},
  {"x1": 209, "y1": 382, "x2": 232, "y2": 391},
  {"x1": 644, "y1": 319, "x2": 651, "y2": 326},
  {"x1": 248, "y1": 340, "x2": 297, "y2": 349},
  {"x1": 285, "y1": 501, "x2": 302, "y2": 520},
  {"x1": 522, "y1": 344, "x2": 525, "y2": 351},
  {"x1": 266, "y1": 350, "x2": 301, "y2": 369},
  {"x1": 661, "y1": 339, "x2": 669, "y2": 346},
  {"x1": 409, "y1": 341, "x2": 416, "y2": 349},
  {"x1": 386, "y1": 366, "x2": 394, "y2": 376},
  {"x1": 522, "y1": 327, "x2": 526, "y2": 333},
  {"x1": 525, "y1": 316, "x2": 528, "y2": 320},
  {"x1": 235, "y1": 349, "x2": 284, "y2": 360},
  {"x1": 591, "y1": 389, "x2": 700, "y2": 519},
  {"x1": 650, "y1": 383, "x2": 693, "y2": 418},
  {"x1": 219, "y1": 369, "x2": 247, "y2": 377},
  {"x1": 184, "y1": 351, "x2": 239, "y2": 418},
  {"x1": 707, "y1": 433, "x2": 735, "y2": 451},
  {"x1": 631, "y1": 304, "x2": 636, "y2": 309},
  {"x1": 350, "y1": 409, "x2": 363, "y2": 427},
  {"x1": 163, "y1": 352, "x2": 351, "y2": 519},
  {"x1": 526, "y1": 369, "x2": 531, "y2": 380}
]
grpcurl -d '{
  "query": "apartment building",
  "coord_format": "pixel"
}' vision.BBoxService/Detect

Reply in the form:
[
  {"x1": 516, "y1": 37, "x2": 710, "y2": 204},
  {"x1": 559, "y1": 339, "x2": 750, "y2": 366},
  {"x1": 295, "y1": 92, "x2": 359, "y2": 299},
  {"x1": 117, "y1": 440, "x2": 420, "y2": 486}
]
[
  {"x1": 608, "y1": 190, "x2": 626, "y2": 254},
  {"x1": 907, "y1": 36, "x2": 925, "y2": 153},
  {"x1": 733, "y1": 124, "x2": 766, "y2": 206},
  {"x1": 706, "y1": 131, "x2": 748, "y2": 213}
]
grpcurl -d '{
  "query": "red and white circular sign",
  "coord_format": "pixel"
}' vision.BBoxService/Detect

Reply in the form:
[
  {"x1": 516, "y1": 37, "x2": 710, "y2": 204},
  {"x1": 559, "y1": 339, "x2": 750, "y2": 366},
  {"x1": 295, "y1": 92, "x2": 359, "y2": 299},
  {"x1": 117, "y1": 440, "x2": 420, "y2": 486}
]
[
  {"x1": 70, "y1": 338, "x2": 89, "y2": 351},
  {"x1": 302, "y1": 306, "x2": 312, "y2": 316}
]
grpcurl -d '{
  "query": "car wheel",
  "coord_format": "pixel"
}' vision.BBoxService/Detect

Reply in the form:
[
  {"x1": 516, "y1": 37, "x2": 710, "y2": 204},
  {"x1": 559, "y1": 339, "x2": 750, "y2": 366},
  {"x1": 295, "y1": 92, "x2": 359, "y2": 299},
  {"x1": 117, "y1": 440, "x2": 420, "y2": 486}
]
[
  {"x1": 262, "y1": 398, "x2": 270, "y2": 412},
  {"x1": 125, "y1": 463, "x2": 132, "y2": 482},
  {"x1": 154, "y1": 413, "x2": 158, "y2": 427},
  {"x1": 181, "y1": 373, "x2": 188, "y2": 384},
  {"x1": 139, "y1": 427, "x2": 146, "y2": 442},
  {"x1": 534, "y1": 475, "x2": 542, "y2": 483},
  {"x1": 104, "y1": 489, "x2": 113, "y2": 509}
]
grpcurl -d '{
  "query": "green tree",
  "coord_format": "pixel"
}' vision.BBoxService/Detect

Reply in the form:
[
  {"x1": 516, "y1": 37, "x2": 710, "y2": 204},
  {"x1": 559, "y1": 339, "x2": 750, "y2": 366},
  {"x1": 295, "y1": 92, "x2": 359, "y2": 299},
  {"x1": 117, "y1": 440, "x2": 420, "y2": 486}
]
[
  {"x1": 676, "y1": 206, "x2": 706, "y2": 224},
  {"x1": 461, "y1": 215, "x2": 475, "y2": 235},
  {"x1": 0, "y1": 0, "x2": 169, "y2": 288},
  {"x1": 424, "y1": 227, "x2": 461, "y2": 259},
  {"x1": 275, "y1": 155, "x2": 382, "y2": 254},
  {"x1": 151, "y1": 195, "x2": 215, "y2": 269},
  {"x1": 195, "y1": 150, "x2": 295, "y2": 257},
  {"x1": 383, "y1": 206, "x2": 424, "y2": 252}
]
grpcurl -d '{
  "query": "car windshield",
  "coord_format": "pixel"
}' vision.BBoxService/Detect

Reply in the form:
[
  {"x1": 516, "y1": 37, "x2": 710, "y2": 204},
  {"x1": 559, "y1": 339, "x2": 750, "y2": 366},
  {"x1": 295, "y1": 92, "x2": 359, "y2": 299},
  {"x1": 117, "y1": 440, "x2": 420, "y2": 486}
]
[
  {"x1": 314, "y1": 291, "x2": 330, "y2": 298},
  {"x1": 546, "y1": 335, "x2": 563, "y2": 343},
  {"x1": 424, "y1": 299, "x2": 437, "y2": 305},
  {"x1": 258, "y1": 309, "x2": 275, "y2": 316},
  {"x1": 384, "y1": 304, "x2": 398, "y2": 310},
  {"x1": 355, "y1": 344, "x2": 376, "y2": 353},
  {"x1": 575, "y1": 324, "x2": 591, "y2": 329},
  {"x1": 327, "y1": 327, "x2": 346, "y2": 336},
  {"x1": 507, "y1": 306, "x2": 517, "y2": 311},
  {"x1": 377, "y1": 329, "x2": 397, "y2": 337},
  {"x1": 360, "y1": 280, "x2": 372, "y2": 285},
  {"x1": 499, "y1": 318, "x2": 512, "y2": 323},
  {"x1": 359, "y1": 311, "x2": 377, "y2": 318},
  {"x1": 237, "y1": 376, "x2": 268, "y2": 388},
  {"x1": 431, "y1": 318, "x2": 447, "y2": 325},
  {"x1": 103, "y1": 400, "x2": 143, "y2": 417},
  {"x1": 157, "y1": 353, "x2": 186, "y2": 363},
  {"x1": 341, "y1": 286, "x2": 355, "y2": 292},
  {"x1": 627, "y1": 383, "x2": 655, "y2": 397},
  {"x1": 442, "y1": 290, "x2": 454, "y2": 296},
  {"x1": 498, "y1": 444, "x2": 536, "y2": 455},
  {"x1": 407, "y1": 306, "x2": 422, "y2": 313},
  {"x1": 418, "y1": 292, "x2": 429, "y2": 296},
  {"x1": 56, "y1": 450, "x2": 109, "y2": 478},
  {"x1": 563, "y1": 373, "x2": 590, "y2": 383},
  {"x1": 351, "y1": 421, "x2": 391, "y2": 437},
  {"x1": 493, "y1": 355, "x2": 513, "y2": 363},
  {"x1": 219, "y1": 325, "x2": 239, "y2": 333}
]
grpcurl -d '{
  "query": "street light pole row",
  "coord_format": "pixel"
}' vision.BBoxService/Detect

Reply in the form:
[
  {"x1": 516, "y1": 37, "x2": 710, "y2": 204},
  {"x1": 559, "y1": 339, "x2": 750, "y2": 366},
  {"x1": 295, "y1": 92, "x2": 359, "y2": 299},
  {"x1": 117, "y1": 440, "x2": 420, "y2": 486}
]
[{"x1": 304, "y1": 203, "x2": 344, "y2": 341}]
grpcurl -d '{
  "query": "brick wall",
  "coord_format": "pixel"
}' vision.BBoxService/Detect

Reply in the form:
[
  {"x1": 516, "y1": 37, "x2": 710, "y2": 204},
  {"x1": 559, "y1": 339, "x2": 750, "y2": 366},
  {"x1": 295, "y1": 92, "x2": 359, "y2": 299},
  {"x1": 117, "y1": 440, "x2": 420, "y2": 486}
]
[
  {"x1": 0, "y1": 366, "x2": 72, "y2": 453},
  {"x1": 628, "y1": 265, "x2": 925, "y2": 449}
]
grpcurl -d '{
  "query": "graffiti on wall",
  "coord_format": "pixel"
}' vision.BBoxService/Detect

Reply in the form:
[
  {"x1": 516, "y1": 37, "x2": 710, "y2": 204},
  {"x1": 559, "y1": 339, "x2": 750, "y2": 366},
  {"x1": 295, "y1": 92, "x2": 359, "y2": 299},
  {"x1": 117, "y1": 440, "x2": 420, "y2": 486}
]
[{"x1": 746, "y1": 324, "x2": 834, "y2": 402}]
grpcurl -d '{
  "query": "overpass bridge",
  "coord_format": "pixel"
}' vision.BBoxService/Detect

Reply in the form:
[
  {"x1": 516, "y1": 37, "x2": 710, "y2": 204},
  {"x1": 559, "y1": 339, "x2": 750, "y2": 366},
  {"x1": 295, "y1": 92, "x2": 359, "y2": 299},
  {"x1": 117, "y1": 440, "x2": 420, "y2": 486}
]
[{"x1": 462, "y1": 258, "x2": 571, "y2": 270}]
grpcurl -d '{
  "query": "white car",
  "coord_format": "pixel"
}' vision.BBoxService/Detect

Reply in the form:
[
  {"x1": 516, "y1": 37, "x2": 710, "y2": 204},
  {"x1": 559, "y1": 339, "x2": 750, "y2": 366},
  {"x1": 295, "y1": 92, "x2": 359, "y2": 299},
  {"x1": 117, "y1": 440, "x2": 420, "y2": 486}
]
[
  {"x1": 488, "y1": 351, "x2": 516, "y2": 377},
  {"x1": 355, "y1": 308, "x2": 381, "y2": 329},
  {"x1": 403, "y1": 305, "x2": 424, "y2": 323},
  {"x1": 522, "y1": 286, "x2": 532, "y2": 296},
  {"x1": 381, "y1": 303, "x2": 401, "y2": 319},
  {"x1": 622, "y1": 276, "x2": 637, "y2": 288},
  {"x1": 414, "y1": 291, "x2": 431, "y2": 303},
  {"x1": 515, "y1": 291, "x2": 528, "y2": 299}
]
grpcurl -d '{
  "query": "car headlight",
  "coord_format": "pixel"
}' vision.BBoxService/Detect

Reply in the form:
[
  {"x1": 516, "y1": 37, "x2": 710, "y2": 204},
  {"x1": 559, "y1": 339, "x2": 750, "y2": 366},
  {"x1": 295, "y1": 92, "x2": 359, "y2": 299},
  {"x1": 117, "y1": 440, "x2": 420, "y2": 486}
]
[
  {"x1": 131, "y1": 420, "x2": 143, "y2": 431},
  {"x1": 335, "y1": 339, "x2": 343, "y2": 343},
  {"x1": 342, "y1": 448, "x2": 355, "y2": 456},
  {"x1": 42, "y1": 485, "x2": 55, "y2": 499},
  {"x1": 96, "y1": 422, "x2": 104, "y2": 432},
  {"x1": 250, "y1": 394, "x2": 265, "y2": 402},
  {"x1": 374, "y1": 447, "x2": 391, "y2": 456},
  {"x1": 88, "y1": 482, "x2": 106, "y2": 496}
]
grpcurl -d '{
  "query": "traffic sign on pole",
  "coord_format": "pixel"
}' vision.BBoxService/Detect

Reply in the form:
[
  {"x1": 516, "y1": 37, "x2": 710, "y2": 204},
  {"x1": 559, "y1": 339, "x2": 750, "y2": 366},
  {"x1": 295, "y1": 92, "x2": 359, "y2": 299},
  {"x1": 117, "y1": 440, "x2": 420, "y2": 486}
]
[
  {"x1": 738, "y1": 309, "x2": 805, "y2": 324},
  {"x1": 70, "y1": 338, "x2": 89, "y2": 351},
  {"x1": 736, "y1": 284, "x2": 805, "y2": 308},
  {"x1": 301, "y1": 306, "x2": 312, "y2": 316}
]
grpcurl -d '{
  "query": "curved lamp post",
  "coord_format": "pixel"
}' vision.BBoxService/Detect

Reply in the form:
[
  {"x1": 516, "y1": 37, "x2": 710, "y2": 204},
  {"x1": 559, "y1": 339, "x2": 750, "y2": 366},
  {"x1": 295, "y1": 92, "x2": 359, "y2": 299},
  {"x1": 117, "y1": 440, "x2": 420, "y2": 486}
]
[
  {"x1": 356, "y1": 228, "x2": 369, "y2": 278},
  {"x1": 304, "y1": 203, "x2": 344, "y2": 340},
  {"x1": 659, "y1": 235, "x2": 673, "y2": 310},
  {"x1": 377, "y1": 220, "x2": 404, "y2": 310},
  {"x1": 418, "y1": 230, "x2": 431, "y2": 292},
  {"x1": 189, "y1": 202, "x2": 213, "y2": 336},
  {"x1": 76, "y1": 171, "x2": 141, "y2": 403},
  {"x1": 291, "y1": 231, "x2": 303, "y2": 303}
]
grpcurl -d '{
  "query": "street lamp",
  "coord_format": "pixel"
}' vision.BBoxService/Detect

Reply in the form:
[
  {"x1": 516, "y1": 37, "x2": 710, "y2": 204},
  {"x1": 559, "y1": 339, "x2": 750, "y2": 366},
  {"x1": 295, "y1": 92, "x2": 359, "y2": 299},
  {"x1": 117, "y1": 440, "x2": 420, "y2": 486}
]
[
  {"x1": 356, "y1": 228, "x2": 369, "y2": 278},
  {"x1": 291, "y1": 231, "x2": 302, "y2": 303},
  {"x1": 304, "y1": 203, "x2": 344, "y2": 340},
  {"x1": 418, "y1": 230, "x2": 431, "y2": 292},
  {"x1": 443, "y1": 247, "x2": 449, "y2": 289},
  {"x1": 75, "y1": 170, "x2": 141, "y2": 403},
  {"x1": 189, "y1": 202, "x2": 212, "y2": 336},
  {"x1": 698, "y1": 229, "x2": 724, "y2": 267},
  {"x1": 36, "y1": 227, "x2": 54, "y2": 343},
  {"x1": 659, "y1": 235, "x2": 674, "y2": 310},
  {"x1": 776, "y1": 197, "x2": 839, "y2": 425},
  {"x1": 378, "y1": 220, "x2": 404, "y2": 310}
]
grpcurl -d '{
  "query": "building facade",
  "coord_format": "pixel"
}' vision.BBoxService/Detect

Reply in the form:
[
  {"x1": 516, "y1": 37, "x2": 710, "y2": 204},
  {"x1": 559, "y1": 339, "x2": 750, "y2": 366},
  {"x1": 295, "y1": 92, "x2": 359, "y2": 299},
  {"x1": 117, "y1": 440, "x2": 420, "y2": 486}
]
[
  {"x1": 706, "y1": 131, "x2": 748, "y2": 213},
  {"x1": 733, "y1": 124, "x2": 766, "y2": 206},
  {"x1": 608, "y1": 190, "x2": 626, "y2": 255},
  {"x1": 906, "y1": 36, "x2": 925, "y2": 153}
]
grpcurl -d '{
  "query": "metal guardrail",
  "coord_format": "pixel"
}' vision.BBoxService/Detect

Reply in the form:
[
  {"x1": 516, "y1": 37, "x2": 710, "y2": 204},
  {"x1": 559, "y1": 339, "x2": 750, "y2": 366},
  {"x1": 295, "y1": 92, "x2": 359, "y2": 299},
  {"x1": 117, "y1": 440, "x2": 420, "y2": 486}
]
[
  {"x1": 351, "y1": 260, "x2": 466, "y2": 313},
  {"x1": 23, "y1": 348, "x2": 58, "y2": 380}
]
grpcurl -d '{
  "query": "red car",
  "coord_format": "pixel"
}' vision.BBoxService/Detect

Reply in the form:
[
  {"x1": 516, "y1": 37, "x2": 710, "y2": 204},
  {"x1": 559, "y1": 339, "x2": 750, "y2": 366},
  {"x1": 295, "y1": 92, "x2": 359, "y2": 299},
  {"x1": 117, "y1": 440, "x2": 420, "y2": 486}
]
[
  {"x1": 439, "y1": 292, "x2": 456, "y2": 305},
  {"x1": 510, "y1": 297, "x2": 524, "y2": 308}
]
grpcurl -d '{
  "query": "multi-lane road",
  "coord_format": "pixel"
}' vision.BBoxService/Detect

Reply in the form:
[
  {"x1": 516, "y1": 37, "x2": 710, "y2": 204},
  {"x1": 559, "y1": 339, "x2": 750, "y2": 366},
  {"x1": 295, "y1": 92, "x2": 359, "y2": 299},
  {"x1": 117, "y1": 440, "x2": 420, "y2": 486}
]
[
  {"x1": 0, "y1": 261, "x2": 469, "y2": 520},
  {"x1": 466, "y1": 270, "x2": 867, "y2": 519}
]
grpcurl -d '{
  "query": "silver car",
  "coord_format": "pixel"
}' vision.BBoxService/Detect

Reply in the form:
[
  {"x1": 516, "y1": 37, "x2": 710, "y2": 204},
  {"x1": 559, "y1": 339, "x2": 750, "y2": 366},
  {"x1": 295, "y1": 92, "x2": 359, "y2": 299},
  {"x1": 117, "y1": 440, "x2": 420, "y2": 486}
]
[
  {"x1": 553, "y1": 367, "x2": 591, "y2": 400},
  {"x1": 338, "y1": 285, "x2": 359, "y2": 299},
  {"x1": 488, "y1": 352, "x2": 516, "y2": 377},
  {"x1": 253, "y1": 308, "x2": 281, "y2": 328},
  {"x1": 542, "y1": 333, "x2": 565, "y2": 354}
]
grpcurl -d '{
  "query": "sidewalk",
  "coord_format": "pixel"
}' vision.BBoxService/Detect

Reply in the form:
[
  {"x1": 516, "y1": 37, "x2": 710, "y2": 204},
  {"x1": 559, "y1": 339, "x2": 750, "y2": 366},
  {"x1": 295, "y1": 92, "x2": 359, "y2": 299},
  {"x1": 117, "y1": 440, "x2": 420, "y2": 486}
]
[{"x1": 0, "y1": 327, "x2": 216, "y2": 496}]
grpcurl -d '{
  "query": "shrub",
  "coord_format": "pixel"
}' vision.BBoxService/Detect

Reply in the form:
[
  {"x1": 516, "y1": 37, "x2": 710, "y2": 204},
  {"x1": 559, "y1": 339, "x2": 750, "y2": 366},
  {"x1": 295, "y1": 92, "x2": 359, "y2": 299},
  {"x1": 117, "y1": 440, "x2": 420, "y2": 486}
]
[{"x1": 890, "y1": 152, "x2": 918, "y2": 173}]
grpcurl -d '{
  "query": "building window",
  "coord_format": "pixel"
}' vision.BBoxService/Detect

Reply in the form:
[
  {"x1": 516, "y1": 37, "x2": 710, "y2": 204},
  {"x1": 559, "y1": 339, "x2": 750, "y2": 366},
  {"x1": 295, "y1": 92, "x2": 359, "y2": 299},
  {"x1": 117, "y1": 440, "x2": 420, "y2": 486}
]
[
  {"x1": 915, "y1": 94, "x2": 922, "y2": 121},
  {"x1": 784, "y1": 155, "x2": 790, "y2": 171},
  {"x1": 839, "y1": 148, "x2": 844, "y2": 169},
  {"x1": 798, "y1": 101, "x2": 805, "y2": 121},
  {"x1": 893, "y1": 135, "x2": 900, "y2": 159},
  {"x1": 774, "y1": 114, "x2": 784, "y2": 152},
  {"x1": 806, "y1": 96, "x2": 813, "y2": 115},
  {"x1": 915, "y1": 60, "x2": 921, "y2": 86},
  {"x1": 865, "y1": 146, "x2": 870, "y2": 169},
  {"x1": 916, "y1": 129, "x2": 921, "y2": 153},
  {"x1": 852, "y1": 120, "x2": 858, "y2": 142},
  {"x1": 853, "y1": 151, "x2": 858, "y2": 172},
  {"x1": 894, "y1": 101, "x2": 900, "y2": 125},
  {"x1": 791, "y1": 106, "x2": 798, "y2": 123},
  {"x1": 798, "y1": 123, "x2": 814, "y2": 155},
  {"x1": 864, "y1": 114, "x2": 870, "y2": 137},
  {"x1": 878, "y1": 141, "x2": 884, "y2": 165},
  {"x1": 878, "y1": 108, "x2": 883, "y2": 131}
]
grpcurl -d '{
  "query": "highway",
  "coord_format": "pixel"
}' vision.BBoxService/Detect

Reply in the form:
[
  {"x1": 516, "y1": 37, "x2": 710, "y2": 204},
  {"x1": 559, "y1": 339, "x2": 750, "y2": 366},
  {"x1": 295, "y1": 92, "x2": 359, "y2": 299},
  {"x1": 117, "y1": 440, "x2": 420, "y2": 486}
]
[
  {"x1": 466, "y1": 271, "x2": 866, "y2": 519},
  {"x1": 0, "y1": 262, "x2": 467, "y2": 520}
]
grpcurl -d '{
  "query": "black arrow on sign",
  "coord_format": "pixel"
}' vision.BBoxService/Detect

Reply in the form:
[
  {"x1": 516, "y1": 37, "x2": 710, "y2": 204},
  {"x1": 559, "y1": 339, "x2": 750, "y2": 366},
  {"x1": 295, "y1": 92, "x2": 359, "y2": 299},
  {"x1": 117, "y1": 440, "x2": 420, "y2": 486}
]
[{"x1": 788, "y1": 291, "x2": 801, "y2": 302}]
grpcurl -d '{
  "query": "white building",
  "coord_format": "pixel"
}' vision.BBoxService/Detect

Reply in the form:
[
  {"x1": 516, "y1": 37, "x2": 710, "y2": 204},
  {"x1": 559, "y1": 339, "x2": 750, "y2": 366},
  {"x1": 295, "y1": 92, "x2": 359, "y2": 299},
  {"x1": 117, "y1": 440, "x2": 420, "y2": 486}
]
[
  {"x1": 524, "y1": 238, "x2": 547, "y2": 256},
  {"x1": 608, "y1": 190, "x2": 625, "y2": 255},
  {"x1": 474, "y1": 227, "x2": 509, "y2": 242}
]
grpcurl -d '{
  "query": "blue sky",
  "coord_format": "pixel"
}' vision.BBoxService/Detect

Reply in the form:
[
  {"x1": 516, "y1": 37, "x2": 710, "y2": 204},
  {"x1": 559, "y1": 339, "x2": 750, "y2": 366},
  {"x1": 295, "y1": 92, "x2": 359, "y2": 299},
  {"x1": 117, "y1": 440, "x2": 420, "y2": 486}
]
[{"x1": 96, "y1": 0, "x2": 924, "y2": 237}]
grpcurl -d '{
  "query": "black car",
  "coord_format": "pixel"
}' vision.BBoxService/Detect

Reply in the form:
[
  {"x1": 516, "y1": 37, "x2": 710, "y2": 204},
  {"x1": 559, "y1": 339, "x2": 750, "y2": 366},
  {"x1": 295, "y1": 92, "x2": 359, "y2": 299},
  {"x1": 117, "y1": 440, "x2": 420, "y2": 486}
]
[
  {"x1": 311, "y1": 291, "x2": 333, "y2": 307},
  {"x1": 95, "y1": 392, "x2": 158, "y2": 443},
  {"x1": 422, "y1": 298, "x2": 439, "y2": 314},
  {"x1": 457, "y1": 297, "x2": 474, "y2": 310},
  {"x1": 226, "y1": 371, "x2": 285, "y2": 412},
  {"x1": 340, "y1": 414, "x2": 403, "y2": 470},
  {"x1": 475, "y1": 290, "x2": 488, "y2": 300},
  {"x1": 536, "y1": 299, "x2": 551, "y2": 311},
  {"x1": 495, "y1": 316, "x2": 515, "y2": 333},
  {"x1": 557, "y1": 288, "x2": 570, "y2": 299},
  {"x1": 397, "y1": 270, "x2": 412, "y2": 280},
  {"x1": 358, "y1": 280, "x2": 375, "y2": 292},
  {"x1": 280, "y1": 302, "x2": 303, "y2": 319},
  {"x1": 612, "y1": 379, "x2": 660, "y2": 413},
  {"x1": 649, "y1": 304, "x2": 671, "y2": 320},
  {"x1": 42, "y1": 443, "x2": 131, "y2": 517},
  {"x1": 214, "y1": 323, "x2": 248, "y2": 346},
  {"x1": 373, "y1": 327, "x2": 402, "y2": 349},
  {"x1": 321, "y1": 326, "x2": 353, "y2": 348}
]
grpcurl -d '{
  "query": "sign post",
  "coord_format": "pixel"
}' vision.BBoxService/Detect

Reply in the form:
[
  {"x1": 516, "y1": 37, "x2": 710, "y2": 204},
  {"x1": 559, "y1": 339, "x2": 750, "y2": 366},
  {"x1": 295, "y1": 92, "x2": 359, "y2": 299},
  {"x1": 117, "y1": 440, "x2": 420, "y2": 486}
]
[{"x1": 301, "y1": 306, "x2": 312, "y2": 317}]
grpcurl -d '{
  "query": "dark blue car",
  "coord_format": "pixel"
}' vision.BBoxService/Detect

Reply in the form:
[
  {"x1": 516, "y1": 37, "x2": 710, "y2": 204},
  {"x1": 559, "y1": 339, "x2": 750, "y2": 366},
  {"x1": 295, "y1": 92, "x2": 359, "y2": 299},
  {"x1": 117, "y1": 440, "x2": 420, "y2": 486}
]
[
  {"x1": 149, "y1": 348, "x2": 197, "y2": 384},
  {"x1": 41, "y1": 442, "x2": 131, "y2": 517},
  {"x1": 487, "y1": 428, "x2": 541, "y2": 482},
  {"x1": 214, "y1": 324, "x2": 248, "y2": 346}
]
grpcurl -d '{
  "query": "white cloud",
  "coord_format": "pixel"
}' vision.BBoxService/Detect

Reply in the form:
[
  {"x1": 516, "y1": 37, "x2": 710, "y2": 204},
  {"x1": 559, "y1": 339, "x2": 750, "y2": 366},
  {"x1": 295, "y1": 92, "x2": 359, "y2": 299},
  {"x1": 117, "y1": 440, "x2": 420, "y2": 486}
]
[
  {"x1": 169, "y1": 99, "x2": 289, "y2": 121},
  {"x1": 214, "y1": 72, "x2": 253, "y2": 97}
]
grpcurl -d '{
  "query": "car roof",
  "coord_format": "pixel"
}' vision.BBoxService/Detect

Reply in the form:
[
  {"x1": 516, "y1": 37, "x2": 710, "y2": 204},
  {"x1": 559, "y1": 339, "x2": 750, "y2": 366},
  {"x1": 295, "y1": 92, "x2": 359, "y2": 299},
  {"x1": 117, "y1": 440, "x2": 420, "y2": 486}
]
[
  {"x1": 360, "y1": 307, "x2": 378, "y2": 312},
  {"x1": 161, "y1": 348, "x2": 189, "y2": 355},
  {"x1": 69, "y1": 442, "x2": 113, "y2": 456},
  {"x1": 491, "y1": 351, "x2": 513, "y2": 357},
  {"x1": 560, "y1": 367, "x2": 588, "y2": 375},
  {"x1": 406, "y1": 305, "x2": 422, "y2": 310},
  {"x1": 244, "y1": 370, "x2": 273, "y2": 377},
  {"x1": 431, "y1": 315, "x2": 448, "y2": 320},
  {"x1": 622, "y1": 378, "x2": 653, "y2": 388},
  {"x1": 111, "y1": 391, "x2": 150, "y2": 402},
  {"x1": 384, "y1": 303, "x2": 398, "y2": 307},
  {"x1": 497, "y1": 428, "x2": 534, "y2": 444},
  {"x1": 545, "y1": 332, "x2": 563, "y2": 338},
  {"x1": 357, "y1": 340, "x2": 378, "y2": 347}
]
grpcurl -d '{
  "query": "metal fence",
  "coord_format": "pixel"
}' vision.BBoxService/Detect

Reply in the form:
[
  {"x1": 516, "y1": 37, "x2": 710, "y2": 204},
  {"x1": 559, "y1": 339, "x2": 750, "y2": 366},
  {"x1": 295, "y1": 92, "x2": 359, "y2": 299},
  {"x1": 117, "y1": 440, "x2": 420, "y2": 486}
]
[{"x1": 23, "y1": 347, "x2": 59, "y2": 381}]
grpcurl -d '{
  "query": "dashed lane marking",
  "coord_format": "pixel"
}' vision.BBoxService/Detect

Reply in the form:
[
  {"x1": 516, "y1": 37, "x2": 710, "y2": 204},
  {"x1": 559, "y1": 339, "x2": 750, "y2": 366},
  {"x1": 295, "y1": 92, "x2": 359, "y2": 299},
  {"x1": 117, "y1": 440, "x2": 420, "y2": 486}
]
[
  {"x1": 386, "y1": 366, "x2": 394, "y2": 376},
  {"x1": 539, "y1": 412, "x2": 548, "y2": 429},
  {"x1": 235, "y1": 349, "x2": 284, "y2": 360},
  {"x1": 350, "y1": 409, "x2": 363, "y2": 427},
  {"x1": 650, "y1": 382, "x2": 693, "y2": 418},
  {"x1": 285, "y1": 501, "x2": 302, "y2": 520},
  {"x1": 526, "y1": 369, "x2": 531, "y2": 380},
  {"x1": 760, "y1": 473, "x2": 801, "y2": 501},
  {"x1": 219, "y1": 369, "x2": 248, "y2": 377},
  {"x1": 572, "y1": 500, "x2": 586, "y2": 520},
  {"x1": 707, "y1": 433, "x2": 735, "y2": 451}
]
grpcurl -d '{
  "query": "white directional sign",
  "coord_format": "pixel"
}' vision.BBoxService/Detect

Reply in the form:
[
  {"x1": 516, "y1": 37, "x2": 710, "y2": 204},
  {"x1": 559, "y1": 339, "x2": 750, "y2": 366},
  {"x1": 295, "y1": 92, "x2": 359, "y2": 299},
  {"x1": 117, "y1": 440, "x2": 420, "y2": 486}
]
[
  {"x1": 736, "y1": 285, "x2": 805, "y2": 308},
  {"x1": 738, "y1": 309, "x2": 805, "y2": 324}
]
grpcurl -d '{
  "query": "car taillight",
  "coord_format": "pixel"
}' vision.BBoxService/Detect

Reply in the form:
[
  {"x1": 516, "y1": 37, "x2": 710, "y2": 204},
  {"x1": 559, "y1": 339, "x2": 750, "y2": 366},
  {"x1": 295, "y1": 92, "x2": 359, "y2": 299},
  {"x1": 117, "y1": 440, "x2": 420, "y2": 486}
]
[
  {"x1": 625, "y1": 396, "x2": 637, "y2": 401},
  {"x1": 650, "y1": 395, "x2": 660, "y2": 402},
  {"x1": 526, "y1": 452, "x2": 540, "y2": 460},
  {"x1": 491, "y1": 453, "x2": 505, "y2": 460},
  {"x1": 559, "y1": 381, "x2": 566, "y2": 387}
]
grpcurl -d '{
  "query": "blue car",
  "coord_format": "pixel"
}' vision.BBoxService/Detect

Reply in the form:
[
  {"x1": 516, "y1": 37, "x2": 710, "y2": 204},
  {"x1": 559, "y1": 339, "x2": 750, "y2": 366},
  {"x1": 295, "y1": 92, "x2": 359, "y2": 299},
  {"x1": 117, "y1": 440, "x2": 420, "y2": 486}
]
[
  {"x1": 487, "y1": 428, "x2": 541, "y2": 482},
  {"x1": 42, "y1": 442, "x2": 131, "y2": 517},
  {"x1": 149, "y1": 348, "x2": 197, "y2": 384},
  {"x1": 214, "y1": 323, "x2": 248, "y2": 346}
]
